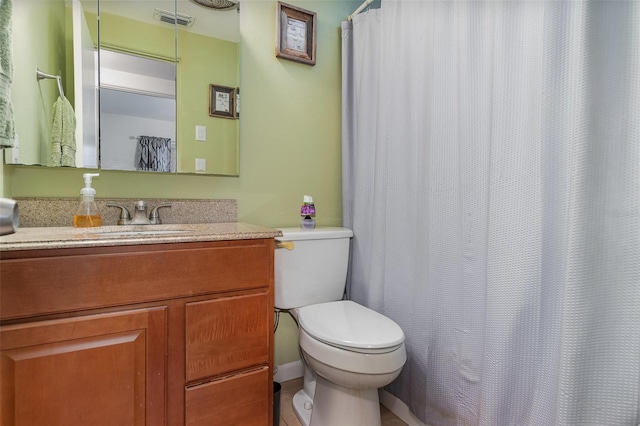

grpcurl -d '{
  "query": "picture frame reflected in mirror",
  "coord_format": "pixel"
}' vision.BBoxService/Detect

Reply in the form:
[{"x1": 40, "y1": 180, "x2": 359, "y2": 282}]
[{"x1": 209, "y1": 84, "x2": 237, "y2": 119}]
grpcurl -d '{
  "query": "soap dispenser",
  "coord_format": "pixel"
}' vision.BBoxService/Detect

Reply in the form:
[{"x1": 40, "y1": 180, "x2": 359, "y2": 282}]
[{"x1": 74, "y1": 173, "x2": 102, "y2": 228}]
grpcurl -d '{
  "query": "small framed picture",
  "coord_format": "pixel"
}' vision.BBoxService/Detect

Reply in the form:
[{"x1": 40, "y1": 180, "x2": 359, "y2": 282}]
[
  {"x1": 276, "y1": 2, "x2": 317, "y2": 66},
  {"x1": 209, "y1": 84, "x2": 236, "y2": 119}
]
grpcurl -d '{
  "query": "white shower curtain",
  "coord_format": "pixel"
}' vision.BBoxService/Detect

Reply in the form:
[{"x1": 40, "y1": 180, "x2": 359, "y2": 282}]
[{"x1": 342, "y1": 2, "x2": 640, "y2": 425}]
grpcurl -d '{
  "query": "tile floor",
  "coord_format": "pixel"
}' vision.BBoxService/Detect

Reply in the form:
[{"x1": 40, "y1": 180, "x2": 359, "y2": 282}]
[{"x1": 277, "y1": 378, "x2": 408, "y2": 426}]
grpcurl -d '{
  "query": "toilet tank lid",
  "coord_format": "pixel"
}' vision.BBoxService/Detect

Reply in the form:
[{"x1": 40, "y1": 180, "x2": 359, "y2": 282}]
[{"x1": 276, "y1": 227, "x2": 353, "y2": 241}]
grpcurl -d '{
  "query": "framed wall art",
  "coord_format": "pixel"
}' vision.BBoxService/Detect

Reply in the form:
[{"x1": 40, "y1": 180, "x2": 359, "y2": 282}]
[
  {"x1": 275, "y1": 2, "x2": 317, "y2": 66},
  {"x1": 235, "y1": 87, "x2": 240, "y2": 118},
  {"x1": 209, "y1": 84, "x2": 236, "y2": 119}
]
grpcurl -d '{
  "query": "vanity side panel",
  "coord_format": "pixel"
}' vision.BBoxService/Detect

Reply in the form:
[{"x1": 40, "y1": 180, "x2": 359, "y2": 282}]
[{"x1": 0, "y1": 240, "x2": 272, "y2": 320}]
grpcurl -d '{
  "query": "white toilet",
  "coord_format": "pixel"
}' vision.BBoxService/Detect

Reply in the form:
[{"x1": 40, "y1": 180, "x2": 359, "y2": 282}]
[{"x1": 275, "y1": 227, "x2": 406, "y2": 426}]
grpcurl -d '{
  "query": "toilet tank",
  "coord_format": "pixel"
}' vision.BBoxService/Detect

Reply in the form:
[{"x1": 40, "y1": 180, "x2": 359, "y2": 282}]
[{"x1": 274, "y1": 227, "x2": 354, "y2": 309}]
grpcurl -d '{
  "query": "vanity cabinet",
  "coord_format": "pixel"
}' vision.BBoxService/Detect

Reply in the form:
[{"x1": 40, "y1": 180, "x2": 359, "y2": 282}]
[{"x1": 0, "y1": 238, "x2": 275, "y2": 426}]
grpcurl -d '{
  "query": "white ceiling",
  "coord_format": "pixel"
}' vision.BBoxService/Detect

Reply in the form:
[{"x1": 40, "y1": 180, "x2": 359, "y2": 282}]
[
  {"x1": 82, "y1": 0, "x2": 240, "y2": 42},
  {"x1": 100, "y1": 88, "x2": 176, "y2": 121}
]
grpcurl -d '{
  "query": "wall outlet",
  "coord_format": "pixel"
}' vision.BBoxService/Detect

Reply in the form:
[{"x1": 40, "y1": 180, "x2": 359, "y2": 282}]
[
  {"x1": 195, "y1": 125, "x2": 206, "y2": 141},
  {"x1": 195, "y1": 158, "x2": 206, "y2": 172}
]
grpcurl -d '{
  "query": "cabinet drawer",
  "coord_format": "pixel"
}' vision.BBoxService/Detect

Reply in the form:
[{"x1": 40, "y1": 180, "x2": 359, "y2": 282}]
[
  {"x1": 186, "y1": 292, "x2": 270, "y2": 382},
  {"x1": 185, "y1": 367, "x2": 270, "y2": 426},
  {"x1": 1, "y1": 240, "x2": 272, "y2": 320}
]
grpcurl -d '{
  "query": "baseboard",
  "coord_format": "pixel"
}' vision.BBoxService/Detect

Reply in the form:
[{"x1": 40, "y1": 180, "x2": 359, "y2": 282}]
[
  {"x1": 379, "y1": 389, "x2": 430, "y2": 426},
  {"x1": 273, "y1": 359, "x2": 304, "y2": 383}
]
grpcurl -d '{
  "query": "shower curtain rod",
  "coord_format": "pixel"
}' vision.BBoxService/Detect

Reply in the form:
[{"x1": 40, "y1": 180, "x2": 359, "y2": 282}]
[
  {"x1": 130, "y1": 136, "x2": 175, "y2": 142},
  {"x1": 348, "y1": 0, "x2": 374, "y2": 21}
]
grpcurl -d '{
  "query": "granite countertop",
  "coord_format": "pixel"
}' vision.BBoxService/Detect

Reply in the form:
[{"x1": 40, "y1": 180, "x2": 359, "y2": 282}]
[{"x1": 0, "y1": 223, "x2": 283, "y2": 251}]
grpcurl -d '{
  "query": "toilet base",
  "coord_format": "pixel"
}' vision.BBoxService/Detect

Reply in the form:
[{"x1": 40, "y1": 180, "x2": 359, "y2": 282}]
[
  {"x1": 309, "y1": 374, "x2": 381, "y2": 426},
  {"x1": 293, "y1": 361, "x2": 383, "y2": 426},
  {"x1": 292, "y1": 388, "x2": 313, "y2": 426},
  {"x1": 292, "y1": 362, "x2": 317, "y2": 426}
]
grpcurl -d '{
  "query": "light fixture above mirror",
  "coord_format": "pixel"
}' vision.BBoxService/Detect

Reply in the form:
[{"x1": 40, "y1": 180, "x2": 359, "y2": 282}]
[{"x1": 189, "y1": 0, "x2": 239, "y2": 12}]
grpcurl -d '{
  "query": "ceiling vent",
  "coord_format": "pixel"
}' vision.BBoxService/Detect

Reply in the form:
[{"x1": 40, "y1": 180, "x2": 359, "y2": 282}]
[
  {"x1": 153, "y1": 8, "x2": 195, "y2": 27},
  {"x1": 189, "y1": 0, "x2": 239, "y2": 11}
]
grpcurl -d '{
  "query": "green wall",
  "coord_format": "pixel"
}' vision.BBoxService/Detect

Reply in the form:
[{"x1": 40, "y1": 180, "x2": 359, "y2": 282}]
[
  {"x1": 3, "y1": 0, "x2": 359, "y2": 367},
  {"x1": 94, "y1": 12, "x2": 172, "y2": 56},
  {"x1": 11, "y1": 0, "x2": 68, "y2": 166},
  {"x1": 177, "y1": 29, "x2": 239, "y2": 175}
]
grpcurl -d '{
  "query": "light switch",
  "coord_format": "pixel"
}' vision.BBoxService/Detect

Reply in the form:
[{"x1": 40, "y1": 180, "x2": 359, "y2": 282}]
[
  {"x1": 196, "y1": 125, "x2": 206, "y2": 141},
  {"x1": 10, "y1": 134, "x2": 19, "y2": 163},
  {"x1": 195, "y1": 158, "x2": 206, "y2": 172}
]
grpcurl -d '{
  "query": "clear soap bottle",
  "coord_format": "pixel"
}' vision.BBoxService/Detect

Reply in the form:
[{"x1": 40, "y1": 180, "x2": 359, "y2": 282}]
[{"x1": 74, "y1": 173, "x2": 102, "y2": 227}]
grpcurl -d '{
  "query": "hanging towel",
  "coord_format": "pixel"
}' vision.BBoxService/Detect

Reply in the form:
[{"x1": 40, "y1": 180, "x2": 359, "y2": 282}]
[
  {"x1": 135, "y1": 136, "x2": 172, "y2": 172},
  {"x1": 0, "y1": 0, "x2": 15, "y2": 148},
  {"x1": 49, "y1": 96, "x2": 76, "y2": 167}
]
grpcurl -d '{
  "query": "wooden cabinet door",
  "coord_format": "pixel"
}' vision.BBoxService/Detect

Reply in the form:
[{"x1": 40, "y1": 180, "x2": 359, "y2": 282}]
[
  {"x1": 185, "y1": 366, "x2": 270, "y2": 426},
  {"x1": 0, "y1": 307, "x2": 166, "y2": 426}
]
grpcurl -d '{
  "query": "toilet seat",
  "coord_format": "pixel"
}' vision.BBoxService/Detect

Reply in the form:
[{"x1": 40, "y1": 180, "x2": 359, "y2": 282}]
[
  {"x1": 297, "y1": 300, "x2": 405, "y2": 354},
  {"x1": 299, "y1": 327, "x2": 406, "y2": 376}
]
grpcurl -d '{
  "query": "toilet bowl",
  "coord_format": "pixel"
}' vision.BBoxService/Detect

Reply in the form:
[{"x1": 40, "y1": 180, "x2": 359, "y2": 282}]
[
  {"x1": 275, "y1": 228, "x2": 407, "y2": 426},
  {"x1": 291, "y1": 301, "x2": 406, "y2": 426}
]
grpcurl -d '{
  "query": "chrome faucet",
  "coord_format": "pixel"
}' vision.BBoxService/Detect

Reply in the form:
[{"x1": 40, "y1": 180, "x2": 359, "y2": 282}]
[
  {"x1": 130, "y1": 200, "x2": 152, "y2": 225},
  {"x1": 107, "y1": 201, "x2": 172, "y2": 225}
]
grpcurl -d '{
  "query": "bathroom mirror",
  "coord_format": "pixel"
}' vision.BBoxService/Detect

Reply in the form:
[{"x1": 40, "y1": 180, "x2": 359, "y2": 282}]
[{"x1": 6, "y1": 0, "x2": 240, "y2": 176}]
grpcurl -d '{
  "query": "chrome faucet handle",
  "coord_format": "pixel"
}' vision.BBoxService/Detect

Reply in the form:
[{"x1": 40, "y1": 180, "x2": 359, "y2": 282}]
[
  {"x1": 106, "y1": 204, "x2": 132, "y2": 225},
  {"x1": 149, "y1": 204, "x2": 172, "y2": 225}
]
